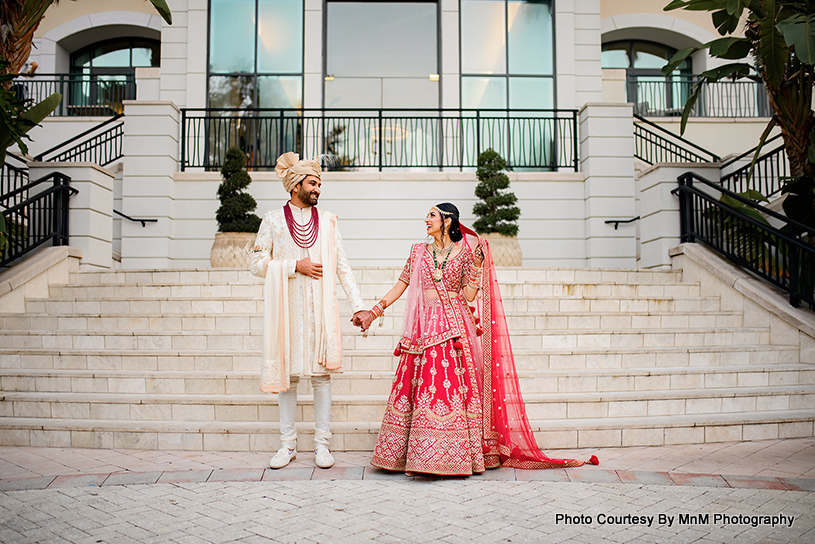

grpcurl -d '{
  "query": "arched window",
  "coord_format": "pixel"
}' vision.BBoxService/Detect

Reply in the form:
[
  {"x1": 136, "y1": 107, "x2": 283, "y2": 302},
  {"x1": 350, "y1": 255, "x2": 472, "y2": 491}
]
[
  {"x1": 602, "y1": 40, "x2": 691, "y2": 116},
  {"x1": 67, "y1": 39, "x2": 160, "y2": 115}
]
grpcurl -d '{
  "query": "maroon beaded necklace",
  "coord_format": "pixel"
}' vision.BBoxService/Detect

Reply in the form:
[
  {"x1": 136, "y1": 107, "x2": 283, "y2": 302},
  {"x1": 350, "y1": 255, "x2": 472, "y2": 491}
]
[{"x1": 284, "y1": 203, "x2": 319, "y2": 248}]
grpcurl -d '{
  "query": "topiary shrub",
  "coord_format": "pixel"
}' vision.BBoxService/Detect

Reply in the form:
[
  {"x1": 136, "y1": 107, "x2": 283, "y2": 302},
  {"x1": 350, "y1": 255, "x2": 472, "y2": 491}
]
[
  {"x1": 215, "y1": 147, "x2": 261, "y2": 233},
  {"x1": 472, "y1": 148, "x2": 520, "y2": 236}
]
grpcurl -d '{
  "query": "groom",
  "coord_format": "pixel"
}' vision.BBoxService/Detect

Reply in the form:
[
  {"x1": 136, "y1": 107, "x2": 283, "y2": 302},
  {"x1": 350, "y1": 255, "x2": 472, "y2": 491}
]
[{"x1": 251, "y1": 152, "x2": 373, "y2": 468}]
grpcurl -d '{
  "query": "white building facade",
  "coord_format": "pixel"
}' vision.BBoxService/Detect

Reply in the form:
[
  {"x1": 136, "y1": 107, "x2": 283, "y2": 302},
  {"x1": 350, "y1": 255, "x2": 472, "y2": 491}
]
[{"x1": 20, "y1": 0, "x2": 772, "y2": 270}]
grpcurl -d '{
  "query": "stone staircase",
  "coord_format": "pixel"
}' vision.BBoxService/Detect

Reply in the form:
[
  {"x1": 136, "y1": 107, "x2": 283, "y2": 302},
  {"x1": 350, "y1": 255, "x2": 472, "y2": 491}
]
[{"x1": 1, "y1": 263, "x2": 813, "y2": 452}]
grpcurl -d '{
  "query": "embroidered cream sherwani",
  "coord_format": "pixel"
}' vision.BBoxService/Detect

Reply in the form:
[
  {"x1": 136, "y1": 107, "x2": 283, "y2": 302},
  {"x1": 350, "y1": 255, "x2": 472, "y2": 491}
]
[{"x1": 251, "y1": 203, "x2": 364, "y2": 391}]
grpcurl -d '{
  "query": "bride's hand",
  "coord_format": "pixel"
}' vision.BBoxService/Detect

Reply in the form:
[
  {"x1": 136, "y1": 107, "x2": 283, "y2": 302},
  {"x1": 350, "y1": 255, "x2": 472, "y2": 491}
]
[{"x1": 473, "y1": 242, "x2": 485, "y2": 267}]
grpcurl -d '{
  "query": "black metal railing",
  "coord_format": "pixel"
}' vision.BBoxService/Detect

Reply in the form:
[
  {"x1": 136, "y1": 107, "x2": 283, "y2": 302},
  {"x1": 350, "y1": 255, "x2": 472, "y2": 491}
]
[
  {"x1": 629, "y1": 75, "x2": 771, "y2": 118},
  {"x1": 634, "y1": 114, "x2": 720, "y2": 165},
  {"x1": 11, "y1": 72, "x2": 135, "y2": 116},
  {"x1": 180, "y1": 108, "x2": 579, "y2": 172},
  {"x1": 1, "y1": 154, "x2": 29, "y2": 202},
  {"x1": 35, "y1": 114, "x2": 124, "y2": 166},
  {"x1": 1, "y1": 171, "x2": 76, "y2": 268},
  {"x1": 720, "y1": 134, "x2": 788, "y2": 198},
  {"x1": 674, "y1": 172, "x2": 814, "y2": 309}
]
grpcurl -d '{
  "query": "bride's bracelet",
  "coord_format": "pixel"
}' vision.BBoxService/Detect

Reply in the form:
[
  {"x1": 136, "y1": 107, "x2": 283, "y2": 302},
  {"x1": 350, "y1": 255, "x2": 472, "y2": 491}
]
[{"x1": 369, "y1": 302, "x2": 384, "y2": 319}]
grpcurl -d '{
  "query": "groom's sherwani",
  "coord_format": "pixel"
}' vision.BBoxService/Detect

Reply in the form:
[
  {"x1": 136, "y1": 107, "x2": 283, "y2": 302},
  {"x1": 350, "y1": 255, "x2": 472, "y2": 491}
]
[{"x1": 251, "y1": 203, "x2": 365, "y2": 393}]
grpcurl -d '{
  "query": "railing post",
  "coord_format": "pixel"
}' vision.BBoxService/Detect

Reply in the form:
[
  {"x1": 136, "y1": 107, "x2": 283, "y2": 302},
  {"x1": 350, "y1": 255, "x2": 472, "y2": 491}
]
[
  {"x1": 789, "y1": 246, "x2": 801, "y2": 308},
  {"x1": 180, "y1": 109, "x2": 186, "y2": 172},
  {"x1": 278, "y1": 110, "x2": 285, "y2": 159},
  {"x1": 475, "y1": 110, "x2": 481, "y2": 158},
  {"x1": 378, "y1": 109, "x2": 383, "y2": 172},
  {"x1": 677, "y1": 173, "x2": 694, "y2": 244},
  {"x1": 59, "y1": 74, "x2": 64, "y2": 116},
  {"x1": 572, "y1": 110, "x2": 579, "y2": 172}
]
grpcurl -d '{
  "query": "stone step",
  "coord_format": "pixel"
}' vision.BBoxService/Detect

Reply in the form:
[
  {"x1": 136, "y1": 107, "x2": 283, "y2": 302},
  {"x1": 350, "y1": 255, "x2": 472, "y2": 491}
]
[
  {"x1": 3, "y1": 385, "x2": 813, "y2": 420},
  {"x1": 26, "y1": 295, "x2": 725, "y2": 315},
  {"x1": 64, "y1": 268, "x2": 685, "y2": 287},
  {"x1": 0, "y1": 344, "x2": 800, "y2": 372},
  {"x1": 1, "y1": 365, "x2": 812, "y2": 395},
  {"x1": 46, "y1": 282, "x2": 705, "y2": 302},
  {"x1": 2, "y1": 311, "x2": 746, "y2": 332},
  {"x1": 0, "y1": 327, "x2": 775, "y2": 353},
  {"x1": 0, "y1": 410, "x2": 812, "y2": 451}
]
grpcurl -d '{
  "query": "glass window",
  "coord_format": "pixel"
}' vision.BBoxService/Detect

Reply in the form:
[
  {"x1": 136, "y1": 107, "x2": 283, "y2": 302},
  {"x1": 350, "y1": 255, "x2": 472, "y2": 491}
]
[
  {"x1": 600, "y1": 43, "x2": 629, "y2": 70},
  {"x1": 327, "y1": 2, "x2": 436, "y2": 78},
  {"x1": 508, "y1": 0, "x2": 553, "y2": 75},
  {"x1": 209, "y1": 0, "x2": 256, "y2": 73},
  {"x1": 70, "y1": 39, "x2": 160, "y2": 70},
  {"x1": 257, "y1": 0, "x2": 303, "y2": 73},
  {"x1": 509, "y1": 77, "x2": 553, "y2": 109},
  {"x1": 207, "y1": 0, "x2": 304, "y2": 108},
  {"x1": 460, "y1": 0, "x2": 555, "y2": 109},
  {"x1": 257, "y1": 75, "x2": 302, "y2": 108},
  {"x1": 461, "y1": 0, "x2": 506, "y2": 74},
  {"x1": 462, "y1": 76, "x2": 507, "y2": 109}
]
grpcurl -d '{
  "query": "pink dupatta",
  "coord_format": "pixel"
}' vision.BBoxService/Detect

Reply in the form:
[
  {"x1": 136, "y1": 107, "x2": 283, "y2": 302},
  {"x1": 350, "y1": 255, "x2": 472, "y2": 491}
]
[{"x1": 458, "y1": 225, "x2": 598, "y2": 469}]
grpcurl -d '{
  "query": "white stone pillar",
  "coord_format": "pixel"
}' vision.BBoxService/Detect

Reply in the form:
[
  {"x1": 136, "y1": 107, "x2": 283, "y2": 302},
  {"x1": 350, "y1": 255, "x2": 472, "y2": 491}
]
[
  {"x1": 28, "y1": 162, "x2": 115, "y2": 270},
  {"x1": 120, "y1": 101, "x2": 180, "y2": 269},
  {"x1": 135, "y1": 67, "x2": 161, "y2": 101},
  {"x1": 578, "y1": 103, "x2": 636, "y2": 268},
  {"x1": 639, "y1": 163, "x2": 721, "y2": 269}
]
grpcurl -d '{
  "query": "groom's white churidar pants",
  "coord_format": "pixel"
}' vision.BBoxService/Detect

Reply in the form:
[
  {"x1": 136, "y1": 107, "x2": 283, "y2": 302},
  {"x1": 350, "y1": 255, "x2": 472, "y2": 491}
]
[{"x1": 278, "y1": 375, "x2": 331, "y2": 449}]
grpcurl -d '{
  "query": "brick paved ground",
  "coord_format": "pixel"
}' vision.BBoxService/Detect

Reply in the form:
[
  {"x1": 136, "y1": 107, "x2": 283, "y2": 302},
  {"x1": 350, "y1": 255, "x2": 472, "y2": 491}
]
[{"x1": 1, "y1": 439, "x2": 813, "y2": 543}]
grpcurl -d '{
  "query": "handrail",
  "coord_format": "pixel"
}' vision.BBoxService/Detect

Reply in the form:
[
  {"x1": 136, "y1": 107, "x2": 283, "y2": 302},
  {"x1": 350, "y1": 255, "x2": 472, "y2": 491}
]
[
  {"x1": 35, "y1": 114, "x2": 124, "y2": 162},
  {"x1": 1, "y1": 172, "x2": 77, "y2": 268},
  {"x1": 673, "y1": 171, "x2": 814, "y2": 309},
  {"x1": 113, "y1": 209, "x2": 158, "y2": 227},
  {"x1": 634, "y1": 114, "x2": 720, "y2": 161},
  {"x1": 604, "y1": 216, "x2": 640, "y2": 230}
]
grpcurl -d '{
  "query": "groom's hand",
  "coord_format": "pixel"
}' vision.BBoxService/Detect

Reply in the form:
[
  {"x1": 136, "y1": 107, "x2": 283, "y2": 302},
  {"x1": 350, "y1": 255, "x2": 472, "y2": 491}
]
[
  {"x1": 353, "y1": 310, "x2": 374, "y2": 332},
  {"x1": 296, "y1": 258, "x2": 322, "y2": 279}
]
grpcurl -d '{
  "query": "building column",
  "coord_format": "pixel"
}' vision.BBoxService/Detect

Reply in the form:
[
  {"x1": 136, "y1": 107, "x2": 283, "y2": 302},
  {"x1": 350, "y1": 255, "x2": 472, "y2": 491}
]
[
  {"x1": 639, "y1": 163, "x2": 721, "y2": 269},
  {"x1": 578, "y1": 102, "x2": 637, "y2": 268},
  {"x1": 28, "y1": 162, "x2": 115, "y2": 270},
  {"x1": 120, "y1": 100, "x2": 179, "y2": 269}
]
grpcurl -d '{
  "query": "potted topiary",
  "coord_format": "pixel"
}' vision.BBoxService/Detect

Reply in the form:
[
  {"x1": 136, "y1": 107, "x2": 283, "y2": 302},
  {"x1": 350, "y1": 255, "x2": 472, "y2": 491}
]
[
  {"x1": 210, "y1": 147, "x2": 262, "y2": 268},
  {"x1": 472, "y1": 148, "x2": 522, "y2": 266}
]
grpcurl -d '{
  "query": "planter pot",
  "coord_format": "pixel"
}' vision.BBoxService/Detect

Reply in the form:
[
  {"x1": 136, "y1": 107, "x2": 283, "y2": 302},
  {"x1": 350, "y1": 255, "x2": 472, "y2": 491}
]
[
  {"x1": 480, "y1": 232, "x2": 523, "y2": 266},
  {"x1": 210, "y1": 232, "x2": 256, "y2": 268}
]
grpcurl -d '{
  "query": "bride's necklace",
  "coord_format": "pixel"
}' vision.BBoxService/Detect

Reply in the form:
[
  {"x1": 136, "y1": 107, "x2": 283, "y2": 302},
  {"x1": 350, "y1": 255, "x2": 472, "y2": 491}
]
[
  {"x1": 284, "y1": 203, "x2": 319, "y2": 248},
  {"x1": 431, "y1": 242, "x2": 454, "y2": 282}
]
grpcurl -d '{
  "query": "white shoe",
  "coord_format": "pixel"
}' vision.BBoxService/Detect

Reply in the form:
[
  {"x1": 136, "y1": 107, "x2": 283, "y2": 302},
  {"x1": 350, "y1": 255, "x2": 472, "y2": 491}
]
[
  {"x1": 269, "y1": 446, "x2": 296, "y2": 469},
  {"x1": 315, "y1": 446, "x2": 334, "y2": 469}
]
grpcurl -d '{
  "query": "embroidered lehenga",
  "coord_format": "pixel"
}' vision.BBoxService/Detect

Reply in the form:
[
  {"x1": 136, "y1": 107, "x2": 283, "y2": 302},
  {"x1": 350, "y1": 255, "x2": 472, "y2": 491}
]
[{"x1": 371, "y1": 226, "x2": 593, "y2": 475}]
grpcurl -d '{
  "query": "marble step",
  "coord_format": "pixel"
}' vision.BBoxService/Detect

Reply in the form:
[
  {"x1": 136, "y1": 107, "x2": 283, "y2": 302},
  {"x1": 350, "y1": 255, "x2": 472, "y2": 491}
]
[
  {"x1": 2, "y1": 386, "x2": 813, "y2": 424},
  {"x1": 2, "y1": 311, "x2": 746, "y2": 332},
  {"x1": 65, "y1": 268, "x2": 685, "y2": 287},
  {"x1": 26, "y1": 295, "x2": 725, "y2": 315},
  {"x1": 1, "y1": 365, "x2": 812, "y2": 395},
  {"x1": 45, "y1": 282, "x2": 705, "y2": 302},
  {"x1": 0, "y1": 327, "x2": 775, "y2": 353},
  {"x1": 0, "y1": 409, "x2": 812, "y2": 451},
  {"x1": 0, "y1": 344, "x2": 800, "y2": 372}
]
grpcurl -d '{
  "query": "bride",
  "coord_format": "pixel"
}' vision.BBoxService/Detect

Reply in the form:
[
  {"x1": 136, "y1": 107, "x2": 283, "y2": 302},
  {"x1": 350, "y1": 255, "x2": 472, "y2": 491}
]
[{"x1": 358, "y1": 203, "x2": 598, "y2": 475}]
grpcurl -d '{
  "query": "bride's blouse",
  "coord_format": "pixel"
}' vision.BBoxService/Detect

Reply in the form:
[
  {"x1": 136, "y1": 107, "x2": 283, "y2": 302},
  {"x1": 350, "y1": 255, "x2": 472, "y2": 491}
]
[{"x1": 399, "y1": 243, "x2": 474, "y2": 293}]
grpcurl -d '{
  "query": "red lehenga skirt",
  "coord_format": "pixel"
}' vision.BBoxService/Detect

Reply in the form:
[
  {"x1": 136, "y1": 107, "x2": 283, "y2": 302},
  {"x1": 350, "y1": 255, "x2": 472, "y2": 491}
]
[{"x1": 371, "y1": 299, "x2": 487, "y2": 475}]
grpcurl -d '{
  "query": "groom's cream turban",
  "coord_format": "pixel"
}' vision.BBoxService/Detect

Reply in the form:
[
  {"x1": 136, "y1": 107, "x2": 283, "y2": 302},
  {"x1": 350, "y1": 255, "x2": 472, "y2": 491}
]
[{"x1": 275, "y1": 152, "x2": 321, "y2": 193}]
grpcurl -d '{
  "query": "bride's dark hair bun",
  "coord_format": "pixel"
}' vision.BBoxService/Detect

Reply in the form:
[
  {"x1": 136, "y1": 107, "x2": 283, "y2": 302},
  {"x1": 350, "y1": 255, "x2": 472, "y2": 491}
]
[{"x1": 436, "y1": 202, "x2": 463, "y2": 242}]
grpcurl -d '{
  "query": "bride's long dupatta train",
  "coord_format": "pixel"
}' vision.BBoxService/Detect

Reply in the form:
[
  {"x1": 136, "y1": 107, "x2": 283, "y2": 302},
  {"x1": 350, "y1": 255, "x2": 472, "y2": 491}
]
[{"x1": 458, "y1": 225, "x2": 598, "y2": 469}]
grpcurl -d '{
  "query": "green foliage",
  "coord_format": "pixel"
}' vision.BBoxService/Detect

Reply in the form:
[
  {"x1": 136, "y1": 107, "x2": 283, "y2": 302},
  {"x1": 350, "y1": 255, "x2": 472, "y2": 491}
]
[
  {"x1": 472, "y1": 148, "x2": 520, "y2": 237},
  {"x1": 215, "y1": 147, "x2": 261, "y2": 233}
]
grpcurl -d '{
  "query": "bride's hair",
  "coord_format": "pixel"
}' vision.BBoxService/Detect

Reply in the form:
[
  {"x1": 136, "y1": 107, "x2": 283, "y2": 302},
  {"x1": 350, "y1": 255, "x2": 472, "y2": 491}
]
[{"x1": 436, "y1": 202, "x2": 463, "y2": 242}]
